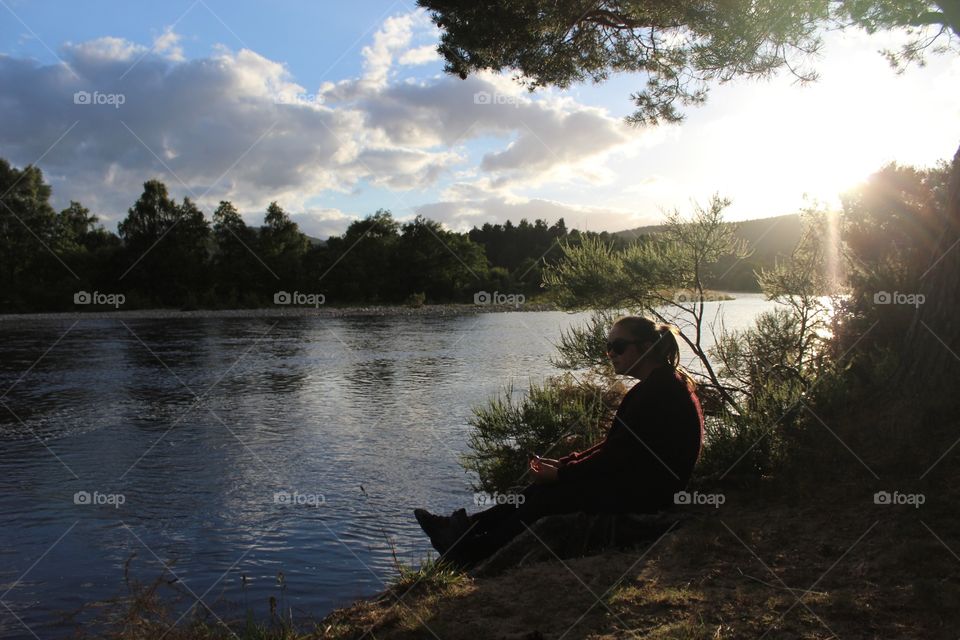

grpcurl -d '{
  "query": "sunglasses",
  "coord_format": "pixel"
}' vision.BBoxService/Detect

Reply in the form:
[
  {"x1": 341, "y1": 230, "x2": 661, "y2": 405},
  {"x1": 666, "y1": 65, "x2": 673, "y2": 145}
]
[{"x1": 605, "y1": 338, "x2": 642, "y2": 355}]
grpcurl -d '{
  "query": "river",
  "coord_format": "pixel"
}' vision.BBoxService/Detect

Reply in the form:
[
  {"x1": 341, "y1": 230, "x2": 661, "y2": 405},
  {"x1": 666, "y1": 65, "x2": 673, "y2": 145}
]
[{"x1": 0, "y1": 294, "x2": 779, "y2": 637}]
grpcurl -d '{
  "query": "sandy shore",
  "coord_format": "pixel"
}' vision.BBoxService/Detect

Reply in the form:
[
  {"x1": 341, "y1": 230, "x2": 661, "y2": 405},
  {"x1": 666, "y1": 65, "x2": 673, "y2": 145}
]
[{"x1": 0, "y1": 302, "x2": 559, "y2": 323}]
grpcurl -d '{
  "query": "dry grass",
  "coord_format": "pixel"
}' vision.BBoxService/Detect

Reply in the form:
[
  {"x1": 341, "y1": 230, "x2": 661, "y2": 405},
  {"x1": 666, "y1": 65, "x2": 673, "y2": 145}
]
[{"x1": 314, "y1": 477, "x2": 960, "y2": 640}]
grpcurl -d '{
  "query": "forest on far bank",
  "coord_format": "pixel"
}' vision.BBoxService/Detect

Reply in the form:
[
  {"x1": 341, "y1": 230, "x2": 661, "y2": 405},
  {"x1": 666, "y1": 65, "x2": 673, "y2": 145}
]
[{"x1": 1, "y1": 155, "x2": 917, "y2": 313}]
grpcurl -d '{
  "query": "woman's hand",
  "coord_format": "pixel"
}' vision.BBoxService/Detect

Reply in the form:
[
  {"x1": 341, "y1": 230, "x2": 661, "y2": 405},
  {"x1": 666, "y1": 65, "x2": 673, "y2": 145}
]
[{"x1": 529, "y1": 457, "x2": 559, "y2": 483}]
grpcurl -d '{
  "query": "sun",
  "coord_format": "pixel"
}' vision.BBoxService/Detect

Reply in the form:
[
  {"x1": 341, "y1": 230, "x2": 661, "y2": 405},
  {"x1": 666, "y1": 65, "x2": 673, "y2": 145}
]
[
  {"x1": 708, "y1": 91, "x2": 900, "y2": 214},
  {"x1": 696, "y1": 39, "x2": 953, "y2": 215}
]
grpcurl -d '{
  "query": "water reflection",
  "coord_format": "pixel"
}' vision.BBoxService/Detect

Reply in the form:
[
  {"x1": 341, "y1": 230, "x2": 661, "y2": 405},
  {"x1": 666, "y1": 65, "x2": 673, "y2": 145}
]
[{"x1": 343, "y1": 357, "x2": 396, "y2": 395}]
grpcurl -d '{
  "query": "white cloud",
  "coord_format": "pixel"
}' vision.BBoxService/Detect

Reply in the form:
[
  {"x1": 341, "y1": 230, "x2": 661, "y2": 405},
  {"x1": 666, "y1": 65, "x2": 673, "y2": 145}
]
[
  {"x1": 327, "y1": 69, "x2": 642, "y2": 189},
  {"x1": 359, "y1": 12, "x2": 433, "y2": 90},
  {"x1": 0, "y1": 35, "x2": 450, "y2": 228},
  {"x1": 62, "y1": 36, "x2": 144, "y2": 64},
  {"x1": 398, "y1": 44, "x2": 439, "y2": 66},
  {"x1": 290, "y1": 207, "x2": 354, "y2": 239},
  {"x1": 349, "y1": 146, "x2": 463, "y2": 190},
  {"x1": 0, "y1": 8, "x2": 663, "y2": 237},
  {"x1": 153, "y1": 27, "x2": 185, "y2": 62},
  {"x1": 415, "y1": 175, "x2": 654, "y2": 233},
  {"x1": 0, "y1": 45, "x2": 365, "y2": 224}
]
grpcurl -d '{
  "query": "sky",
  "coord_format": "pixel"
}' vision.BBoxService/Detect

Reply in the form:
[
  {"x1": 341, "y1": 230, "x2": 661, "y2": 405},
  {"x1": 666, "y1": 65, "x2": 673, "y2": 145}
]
[{"x1": 1, "y1": 0, "x2": 959, "y2": 239}]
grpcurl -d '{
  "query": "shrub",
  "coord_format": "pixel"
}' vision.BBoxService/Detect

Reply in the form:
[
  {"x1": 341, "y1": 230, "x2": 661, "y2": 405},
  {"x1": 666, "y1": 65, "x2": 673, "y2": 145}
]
[{"x1": 462, "y1": 373, "x2": 624, "y2": 494}]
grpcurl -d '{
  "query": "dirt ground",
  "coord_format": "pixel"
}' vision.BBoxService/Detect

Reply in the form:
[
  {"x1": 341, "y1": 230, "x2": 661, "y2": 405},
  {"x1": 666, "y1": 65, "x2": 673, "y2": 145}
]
[{"x1": 317, "y1": 480, "x2": 960, "y2": 640}]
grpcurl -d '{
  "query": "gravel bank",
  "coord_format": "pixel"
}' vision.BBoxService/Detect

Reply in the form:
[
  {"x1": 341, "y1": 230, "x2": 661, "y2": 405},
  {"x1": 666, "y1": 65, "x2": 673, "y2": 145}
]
[{"x1": 0, "y1": 303, "x2": 559, "y2": 323}]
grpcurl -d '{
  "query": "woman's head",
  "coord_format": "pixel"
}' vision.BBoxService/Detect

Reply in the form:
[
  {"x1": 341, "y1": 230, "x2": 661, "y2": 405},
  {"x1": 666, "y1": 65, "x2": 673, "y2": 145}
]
[{"x1": 606, "y1": 316, "x2": 691, "y2": 385}]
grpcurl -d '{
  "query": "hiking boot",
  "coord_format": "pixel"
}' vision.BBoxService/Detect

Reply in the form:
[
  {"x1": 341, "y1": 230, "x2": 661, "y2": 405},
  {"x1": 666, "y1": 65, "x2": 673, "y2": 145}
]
[
  {"x1": 414, "y1": 508, "x2": 471, "y2": 554},
  {"x1": 450, "y1": 508, "x2": 471, "y2": 531}
]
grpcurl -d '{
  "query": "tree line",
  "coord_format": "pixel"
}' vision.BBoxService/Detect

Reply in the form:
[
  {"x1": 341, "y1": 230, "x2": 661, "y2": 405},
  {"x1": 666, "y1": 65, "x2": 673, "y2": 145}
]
[{"x1": 0, "y1": 158, "x2": 639, "y2": 313}]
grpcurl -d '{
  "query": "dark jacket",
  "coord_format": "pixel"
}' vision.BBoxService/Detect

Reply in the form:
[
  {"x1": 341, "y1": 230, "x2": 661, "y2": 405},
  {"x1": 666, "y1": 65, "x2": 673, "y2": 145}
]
[{"x1": 556, "y1": 364, "x2": 704, "y2": 512}]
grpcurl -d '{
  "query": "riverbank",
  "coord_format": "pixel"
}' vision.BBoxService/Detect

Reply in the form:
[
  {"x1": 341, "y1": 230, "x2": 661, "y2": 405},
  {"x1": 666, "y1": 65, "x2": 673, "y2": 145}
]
[
  {"x1": 95, "y1": 477, "x2": 959, "y2": 639},
  {"x1": 0, "y1": 290, "x2": 744, "y2": 323},
  {"x1": 314, "y1": 481, "x2": 959, "y2": 639},
  {"x1": 0, "y1": 302, "x2": 559, "y2": 323}
]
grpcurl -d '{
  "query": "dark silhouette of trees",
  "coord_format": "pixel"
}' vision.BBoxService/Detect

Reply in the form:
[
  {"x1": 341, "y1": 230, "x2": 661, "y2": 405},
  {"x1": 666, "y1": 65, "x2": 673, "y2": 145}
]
[
  {"x1": 397, "y1": 215, "x2": 489, "y2": 302},
  {"x1": 0, "y1": 156, "x2": 870, "y2": 313},
  {"x1": 468, "y1": 218, "x2": 568, "y2": 294},
  {"x1": 0, "y1": 160, "x2": 62, "y2": 310},
  {"x1": 118, "y1": 180, "x2": 210, "y2": 307},
  {"x1": 840, "y1": 162, "x2": 951, "y2": 356},
  {"x1": 320, "y1": 209, "x2": 402, "y2": 302},
  {"x1": 212, "y1": 200, "x2": 259, "y2": 307},
  {"x1": 258, "y1": 201, "x2": 311, "y2": 296}
]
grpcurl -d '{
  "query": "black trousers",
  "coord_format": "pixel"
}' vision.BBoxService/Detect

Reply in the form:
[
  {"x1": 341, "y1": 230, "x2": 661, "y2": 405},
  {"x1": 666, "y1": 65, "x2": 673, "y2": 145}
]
[{"x1": 452, "y1": 480, "x2": 635, "y2": 564}]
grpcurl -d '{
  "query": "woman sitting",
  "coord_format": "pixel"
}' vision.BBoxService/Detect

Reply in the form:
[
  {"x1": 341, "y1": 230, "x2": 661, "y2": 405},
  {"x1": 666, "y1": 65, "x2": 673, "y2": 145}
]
[{"x1": 414, "y1": 315, "x2": 704, "y2": 567}]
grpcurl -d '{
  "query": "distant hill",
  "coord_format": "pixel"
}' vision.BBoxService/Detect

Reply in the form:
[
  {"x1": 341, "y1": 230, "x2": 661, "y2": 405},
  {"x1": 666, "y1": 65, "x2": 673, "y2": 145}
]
[{"x1": 616, "y1": 213, "x2": 805, "y2": 292}]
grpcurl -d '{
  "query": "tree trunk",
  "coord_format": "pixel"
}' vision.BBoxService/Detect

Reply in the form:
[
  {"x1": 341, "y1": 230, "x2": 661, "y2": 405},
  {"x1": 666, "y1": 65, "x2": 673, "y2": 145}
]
[{"x1": 896, "y1": 142, "x2": 960, "y2": 394}]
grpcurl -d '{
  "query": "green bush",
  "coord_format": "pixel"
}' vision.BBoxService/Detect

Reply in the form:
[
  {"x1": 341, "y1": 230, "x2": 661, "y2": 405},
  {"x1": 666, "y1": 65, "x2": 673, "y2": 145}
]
[
  {"x1": 701, "y1": 305, "x2": 826, "y2": 480},
  {"x1": 462, "y1": 372, "x2": 624, "y2": 494}
]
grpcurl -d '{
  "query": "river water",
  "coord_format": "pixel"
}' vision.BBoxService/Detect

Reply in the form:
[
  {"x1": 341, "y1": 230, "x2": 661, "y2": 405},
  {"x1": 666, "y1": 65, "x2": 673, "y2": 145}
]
[{"x1": 0, "y1": 295, "x2": 778, "y2": 637}]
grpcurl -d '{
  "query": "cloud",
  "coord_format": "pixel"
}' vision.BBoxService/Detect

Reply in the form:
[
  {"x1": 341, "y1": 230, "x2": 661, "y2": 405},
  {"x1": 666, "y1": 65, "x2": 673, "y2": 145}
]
[
  {"x1": 0, "y1": 45, "x2": 360, "y2": 224},
  {"x1": 398, "y1": 45, "x2": 439, "y2": 66},
  {"x1": 0, "y1": 33, "x2": 461, "y2": 228},
  {"x1": 62, "y1": 36, "x2": 144, "y2": 64},
  {"x1": 348, "y1": 146, "x2": 463, "y2": 190},
  {"x1": 327, "y1": 71, "x2": 640, "y2": 189},
  {"x1": 358, "y1": 12, "x2": 437, "y2": 90},
  {"x1": 414, "y1": 186, "x2": 652, "y2": 234},
  {"x1": 290, "y1": 207, "x2": 354, "y2": 239},
  {"x1": 153, "y1": 28, "x2": 185, "y2": 62},
  {"x1": 0, "y1": 8, "x2": 654, "y2": 237},
  {"x1": 478, "y1": 107, "x2": 629, "y2": 186}
]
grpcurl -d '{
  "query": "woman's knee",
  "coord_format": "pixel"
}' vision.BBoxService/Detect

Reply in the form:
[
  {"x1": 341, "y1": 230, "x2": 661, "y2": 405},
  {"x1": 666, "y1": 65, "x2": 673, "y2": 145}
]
[{"x1": 517, "y1": 482, "x2": 590, "y2": 518}]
